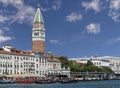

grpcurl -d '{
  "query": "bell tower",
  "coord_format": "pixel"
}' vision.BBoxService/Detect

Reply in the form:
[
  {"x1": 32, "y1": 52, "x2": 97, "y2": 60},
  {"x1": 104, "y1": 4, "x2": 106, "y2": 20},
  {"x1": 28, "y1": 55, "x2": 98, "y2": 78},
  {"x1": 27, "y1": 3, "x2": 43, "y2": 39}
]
[{"x1": 32, "y1": 6, "x2": 45, "y2": 54}]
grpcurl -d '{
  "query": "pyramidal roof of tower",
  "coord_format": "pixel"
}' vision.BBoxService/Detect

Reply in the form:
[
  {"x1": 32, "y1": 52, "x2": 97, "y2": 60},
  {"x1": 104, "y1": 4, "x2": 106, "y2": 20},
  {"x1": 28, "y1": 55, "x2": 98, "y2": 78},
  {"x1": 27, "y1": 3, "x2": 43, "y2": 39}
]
[{"x1": 34, "y1": 7, "x2": 44, "y2": 23}]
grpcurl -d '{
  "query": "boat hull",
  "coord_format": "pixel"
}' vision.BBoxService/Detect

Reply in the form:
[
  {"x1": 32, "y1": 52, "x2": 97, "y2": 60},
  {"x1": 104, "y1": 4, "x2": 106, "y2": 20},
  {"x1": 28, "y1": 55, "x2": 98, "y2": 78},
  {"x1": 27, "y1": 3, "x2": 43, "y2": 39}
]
[
  {"x1": 34, "y1": 80, "x2": 56, "y2": 84},
  {"x1": 17, "y1": 77, "x2": 35, "y2": 84},
  {"x1": 0, "y1": 81, "x2": 16, "y2": 84},
  {"x1": 17, "y1": 81, "x2": 34, "y2": 84}
]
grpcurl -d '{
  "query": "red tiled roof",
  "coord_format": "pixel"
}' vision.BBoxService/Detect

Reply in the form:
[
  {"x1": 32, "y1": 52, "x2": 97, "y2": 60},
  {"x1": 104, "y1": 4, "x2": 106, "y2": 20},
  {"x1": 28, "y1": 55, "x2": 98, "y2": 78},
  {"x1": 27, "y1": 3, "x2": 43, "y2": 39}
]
[{"x1": 0, "y1": 49, "x2": 34, "y2": 57}]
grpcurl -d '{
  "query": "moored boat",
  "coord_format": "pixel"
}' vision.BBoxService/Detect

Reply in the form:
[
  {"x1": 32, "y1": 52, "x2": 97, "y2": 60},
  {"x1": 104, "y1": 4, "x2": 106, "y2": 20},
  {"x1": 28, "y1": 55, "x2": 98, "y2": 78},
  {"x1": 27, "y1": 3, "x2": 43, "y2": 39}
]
[
  {"x1": 0, "y1": 76, "x2": 16, "y2": 84},
  {"x1": 60, "y1": 78, "x2": 79, "y2": 83},
  {"x1": 16, "y1": 77, "x2": 35, "y2": 84},
  {"x1": 0, "y1": 80, "x2": 16, "y2": 84},
  {"x1": 34, "y1": 77, "x2": 56, "y2": 84},
  {"x1": 34, "y1": 79, "x2": 48, "y2": 84}
]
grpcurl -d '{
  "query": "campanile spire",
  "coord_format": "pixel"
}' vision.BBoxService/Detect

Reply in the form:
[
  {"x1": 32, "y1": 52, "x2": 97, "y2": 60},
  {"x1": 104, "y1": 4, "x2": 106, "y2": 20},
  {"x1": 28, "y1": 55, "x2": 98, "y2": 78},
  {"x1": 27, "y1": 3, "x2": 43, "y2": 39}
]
[
  {"x1": 32, "y1": 4, "x2": 45, "y2": 54},
  {"x1": 33, "y1": 5, "x2": 44, "y2": 24}
]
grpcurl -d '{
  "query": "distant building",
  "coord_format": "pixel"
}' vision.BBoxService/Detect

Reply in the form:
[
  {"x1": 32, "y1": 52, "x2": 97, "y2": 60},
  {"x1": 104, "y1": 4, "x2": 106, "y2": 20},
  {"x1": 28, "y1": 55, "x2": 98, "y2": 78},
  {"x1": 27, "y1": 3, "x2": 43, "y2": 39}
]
[
  {"x1": 47, "y1": 59, "x2": 61, "y2": 75},
  {"x1": 47, "y1": 58, "x2": 70, "y2": 77},
  {"x1": 92, "y1": 59, "x2": 110, "y2": 68},
  {"x1": 74, "y1": 57, "x2": 110, "y2": 68},
  {"x1": 102, "y1": 56, "x2": 120, "y2": 74},
  {"x1": 70, "y1": 56, "x2": 120, "y2": 74}
]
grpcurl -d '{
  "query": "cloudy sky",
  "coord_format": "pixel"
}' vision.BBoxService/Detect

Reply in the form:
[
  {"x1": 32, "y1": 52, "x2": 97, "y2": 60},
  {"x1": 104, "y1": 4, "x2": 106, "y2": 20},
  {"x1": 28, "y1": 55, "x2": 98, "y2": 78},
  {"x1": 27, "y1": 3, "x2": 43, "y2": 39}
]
[{"x1": 0, "y1": 0, "x2": 120, "y2": 58}]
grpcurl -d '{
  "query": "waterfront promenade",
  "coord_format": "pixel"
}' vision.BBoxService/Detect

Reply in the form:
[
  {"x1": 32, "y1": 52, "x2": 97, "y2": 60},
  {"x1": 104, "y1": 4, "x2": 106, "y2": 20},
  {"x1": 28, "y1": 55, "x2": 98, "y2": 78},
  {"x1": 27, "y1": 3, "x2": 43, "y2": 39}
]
[{"x1": 0, "y1": 80, "x2": 119, "y2": 88}]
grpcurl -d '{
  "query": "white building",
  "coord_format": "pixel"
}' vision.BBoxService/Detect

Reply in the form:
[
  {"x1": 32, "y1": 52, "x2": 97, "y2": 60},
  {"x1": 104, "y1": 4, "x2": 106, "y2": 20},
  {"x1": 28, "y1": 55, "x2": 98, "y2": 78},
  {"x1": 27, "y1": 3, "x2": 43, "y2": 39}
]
[
  {"x1": 73, "y1": 57, "x2": 110, "y2": 68},
  {"x1": 70, "y1": 56, "x2": 120, "y2": 74},
  {"x1": 47, "y1": 59, "x2": 61, "y2": 75},
  {"x1": 33, "y1": 53, "x2": 47, "y2": 77},
  {"x1": 60, "y1": 67, "x2": 70, "y2": 77},
  {"x1": 0, "y1": 44, "x2": 70, "y2": 77},
  {"x1": 0, "y1": 45, "x2": 39, "y2": 77},
  {"x1": 92, "y1": 59, "x2": 110, "y2": 68},
  {"x1": 102, "y1": 56, "x2": 120, "y2": 74},
  {"x1": 47, "y1": 59, "x2": 70, "y2": 77}
]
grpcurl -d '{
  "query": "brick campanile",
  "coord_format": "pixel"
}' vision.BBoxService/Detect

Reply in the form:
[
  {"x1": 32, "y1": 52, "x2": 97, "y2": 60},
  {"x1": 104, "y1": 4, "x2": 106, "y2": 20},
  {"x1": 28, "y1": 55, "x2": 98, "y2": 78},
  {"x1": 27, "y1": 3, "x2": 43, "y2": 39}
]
[{"x1": 32, "y1": 6, "x2": 45, "y2": 54}]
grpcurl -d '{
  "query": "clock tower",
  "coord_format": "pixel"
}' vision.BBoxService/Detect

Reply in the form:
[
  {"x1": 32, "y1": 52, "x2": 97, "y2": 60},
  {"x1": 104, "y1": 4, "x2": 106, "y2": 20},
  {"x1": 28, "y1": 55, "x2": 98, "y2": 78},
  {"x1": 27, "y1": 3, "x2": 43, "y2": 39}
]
[{"x1": 32, "y1": 6, "x2": 45, "y2": 54}]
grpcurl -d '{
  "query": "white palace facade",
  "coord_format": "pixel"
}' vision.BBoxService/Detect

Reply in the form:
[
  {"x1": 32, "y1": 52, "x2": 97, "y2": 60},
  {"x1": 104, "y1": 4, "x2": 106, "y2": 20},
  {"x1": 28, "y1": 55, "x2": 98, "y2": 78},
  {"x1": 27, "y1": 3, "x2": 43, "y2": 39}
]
[
  {"x1": 0, "y1": 45, "x2": 38, "y2": 77},
  {"x1": 0, "y1": 44, "x2": 70, "y2": 77}
]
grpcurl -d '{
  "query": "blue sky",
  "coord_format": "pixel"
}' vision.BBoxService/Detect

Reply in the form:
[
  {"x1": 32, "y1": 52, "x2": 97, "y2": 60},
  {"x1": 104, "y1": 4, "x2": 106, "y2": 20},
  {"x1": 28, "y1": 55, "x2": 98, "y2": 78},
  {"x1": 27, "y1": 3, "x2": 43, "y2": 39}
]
[{"x1": 0, "y1": 0, "x2": 120, "y2": 58}]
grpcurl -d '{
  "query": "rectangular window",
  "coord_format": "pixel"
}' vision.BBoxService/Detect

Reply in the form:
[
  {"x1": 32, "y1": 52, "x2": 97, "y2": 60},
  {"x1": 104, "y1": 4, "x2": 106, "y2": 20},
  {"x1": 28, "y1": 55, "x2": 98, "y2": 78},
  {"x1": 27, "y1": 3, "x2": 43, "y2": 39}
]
[
  {"x1": 14, "y1": 56, "x2": 16, "y2": 59},
  {"x1": 36, "y1": 64, "x2": 38, "y2": 68},
  {"x1": 10, "y1": 70, "x2": 12, "y2": 74},
  {"x1": 36, "y1": 59, "x2": 38, "y2": 62},
  {"x1": 34, "y1": 33, "x2": 39, "y2": 36}
]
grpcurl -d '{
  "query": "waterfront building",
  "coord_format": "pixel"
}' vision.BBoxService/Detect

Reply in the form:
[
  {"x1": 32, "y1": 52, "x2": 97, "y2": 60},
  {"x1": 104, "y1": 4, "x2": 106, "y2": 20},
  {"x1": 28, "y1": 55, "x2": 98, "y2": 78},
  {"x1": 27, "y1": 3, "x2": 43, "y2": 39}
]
[
  {"x1": 60, "y1": 67, "x2": 70, "y2": 77},
  {"x1": 0, "y1": 44, "x2": 70, "y2": 77},
  {"x1": 102, "y1": 56, "x2": 120, "y2": 74},
  {"x1": 45, "y1": 52, "x2": 70, "y2": 77},
  {"x1": 70, "y1": 56, "x2": 120, "y2": 74},
  {"x1": 47, "y1": 59, "x2": 61, "y2": 75},
  {"x1": 46, "y1": 58, "x2": 70, "y2": 77},
  {"x1": 33, "y1": 52, "x2": 47, "y2": 77},
  {"x1": 92, "y1": 59, "x2": 110, "y2": 68},
  {"x1": 74, "y1": 57, "x2": 110, "y2": 68},
  {"x1": 0, "y1": 44, "x2": 39, "y2": 77}
]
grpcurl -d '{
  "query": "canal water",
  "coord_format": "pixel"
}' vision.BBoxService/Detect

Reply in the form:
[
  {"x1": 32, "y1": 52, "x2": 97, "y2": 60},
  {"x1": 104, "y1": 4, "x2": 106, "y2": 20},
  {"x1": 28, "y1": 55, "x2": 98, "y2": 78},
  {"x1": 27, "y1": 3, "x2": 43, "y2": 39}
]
[{"x1": 0, "y1": 80, "x2": 119, "y2": 88}]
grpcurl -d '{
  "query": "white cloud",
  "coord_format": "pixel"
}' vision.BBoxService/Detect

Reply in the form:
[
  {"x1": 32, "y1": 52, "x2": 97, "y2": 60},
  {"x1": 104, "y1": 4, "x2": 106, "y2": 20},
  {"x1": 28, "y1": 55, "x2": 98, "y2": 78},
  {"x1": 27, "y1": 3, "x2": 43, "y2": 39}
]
[
  {"x1": 0, "y1": 15, "x2": 8, "y2": 23},
  {"x1": 52, "y1": 0, "x2": 62, "y2": 10},
  {"x1": 11, "y1": 6, "x2": 35, "y2": 24},
  {"x1": 66, "y1": 12, "x2": 82, "y2": 22},
  {"x1": 86, "y1": 23, "x2": 101, "y2": 34},
  {"x1": 0, "y1": 29, "x2": 12, "y2": 43},
  {"x1": 0, "y1": 0, "x2": 35, "y2": 24},
  {"x1": 0, "y1": 0, "x2": 35, "y2": 43},
  {"x1": 50, "y1": 40, "x2": 59, "y2": 44},
  {"x1": 49, "y1": 39, "x2": 63, "y2": 45},
  {"x1": 0, "y1": 36, "x2": 11, "y2": 43},
  {"x1": 109, "y1": 0, "x2": 120, "y2": 22},
  {"x1": 82, "y1": 0, "x2": 102, "y2": 13},
  {"x1": 106, "y1": 37, "x2": 120, "y2": 44},
  {"x1": 0, "y1": 0, "x2": 23, "y2": 9}
]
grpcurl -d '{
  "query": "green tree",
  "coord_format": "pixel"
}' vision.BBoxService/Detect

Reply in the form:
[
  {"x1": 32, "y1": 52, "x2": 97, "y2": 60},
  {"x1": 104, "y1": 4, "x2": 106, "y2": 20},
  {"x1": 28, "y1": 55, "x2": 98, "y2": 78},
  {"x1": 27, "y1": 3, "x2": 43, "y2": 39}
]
[
  {"x1": 101, "y1": 67, "x2": 114, "y2": 74},
  {"x1": 57, "y1": 56, "x2": 114, "y2": 74},
  {"x1": 86, "y1": 60, "x2": 93, "y2": 66},
  {"x1": 57, "y1": 56, "x2": 70, "y2": 68}
]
